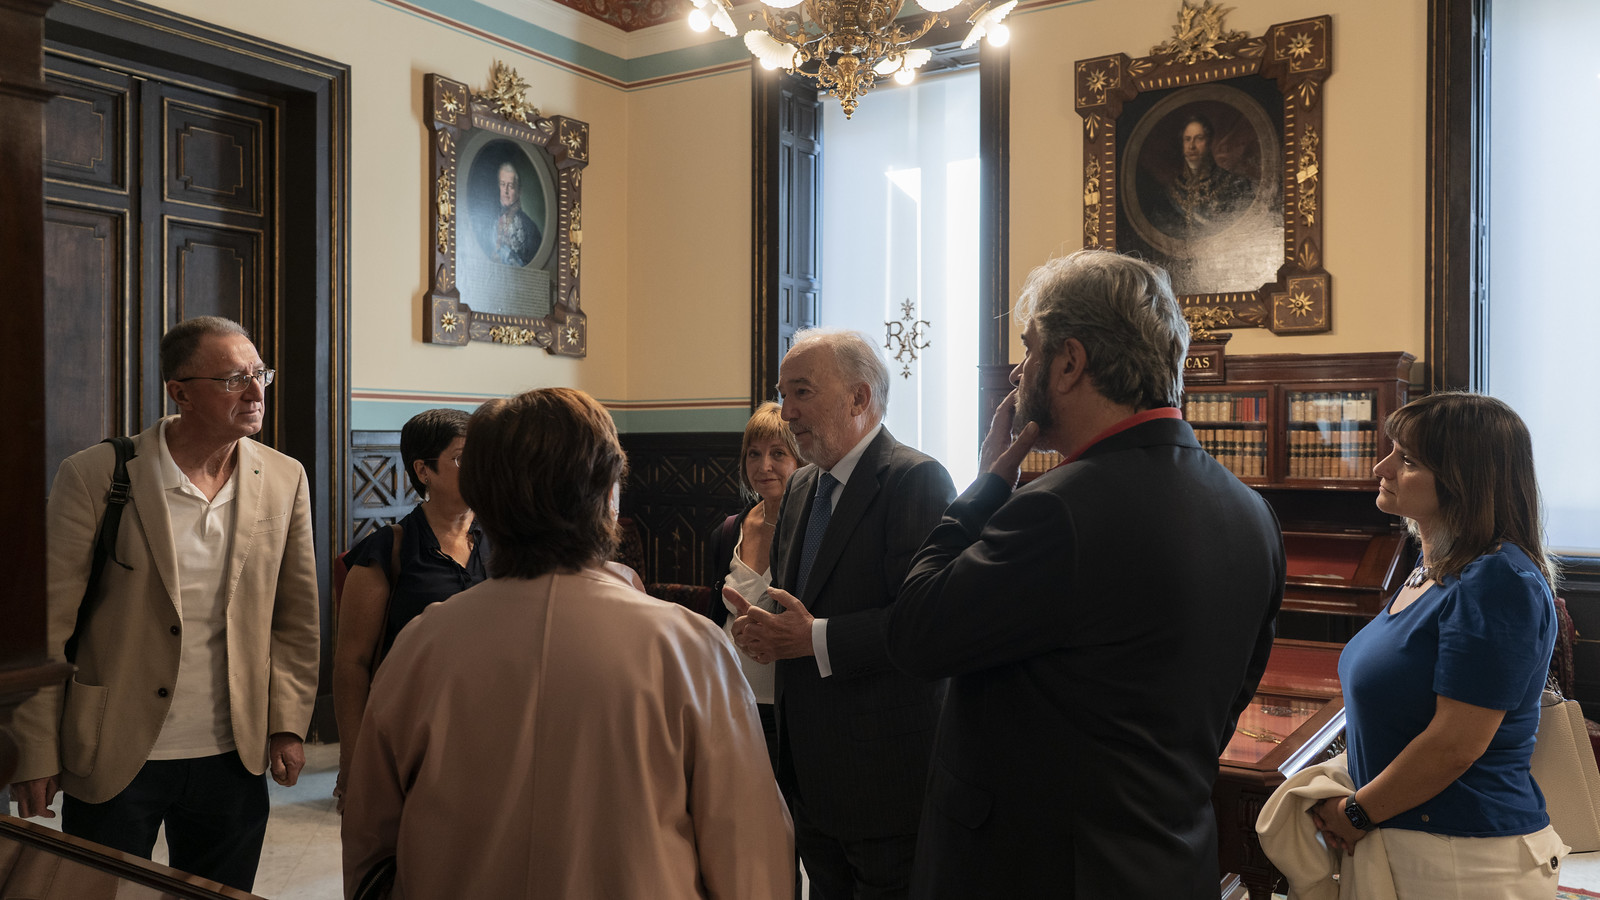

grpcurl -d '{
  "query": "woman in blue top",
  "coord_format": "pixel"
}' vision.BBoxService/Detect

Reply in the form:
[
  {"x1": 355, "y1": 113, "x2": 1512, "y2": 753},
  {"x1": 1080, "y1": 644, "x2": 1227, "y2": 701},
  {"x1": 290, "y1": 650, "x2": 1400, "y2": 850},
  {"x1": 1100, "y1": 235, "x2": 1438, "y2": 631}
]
[
  {"x1": 1311, "y1": 392, "x2": 1565, "y2": 896},
  {"x1": 332, "y1": 408, "x2": 489, "y2": 812}
]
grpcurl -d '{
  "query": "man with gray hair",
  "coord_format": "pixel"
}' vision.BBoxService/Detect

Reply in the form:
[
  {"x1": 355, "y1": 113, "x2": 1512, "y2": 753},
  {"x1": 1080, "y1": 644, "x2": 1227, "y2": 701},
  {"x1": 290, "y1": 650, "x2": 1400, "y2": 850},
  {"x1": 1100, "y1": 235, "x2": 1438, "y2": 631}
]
[
  {"x1": 886, "y1": 250, "x2": 1285, "y2": 898},
  {"x1": 728, "y1": 328, "x2": 955, "y2": 899},
  {"x1": 6, "y1": 316, "x2": 320, "y2": 893}
]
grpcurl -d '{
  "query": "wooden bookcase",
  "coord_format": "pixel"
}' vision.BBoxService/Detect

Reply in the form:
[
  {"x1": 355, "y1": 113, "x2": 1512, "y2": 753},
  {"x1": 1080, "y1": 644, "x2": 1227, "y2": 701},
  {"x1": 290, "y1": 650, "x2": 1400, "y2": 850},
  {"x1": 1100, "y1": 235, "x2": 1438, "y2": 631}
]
[{"x1": 1182, "y1": 352, "x2": 1415, "y2": 490}]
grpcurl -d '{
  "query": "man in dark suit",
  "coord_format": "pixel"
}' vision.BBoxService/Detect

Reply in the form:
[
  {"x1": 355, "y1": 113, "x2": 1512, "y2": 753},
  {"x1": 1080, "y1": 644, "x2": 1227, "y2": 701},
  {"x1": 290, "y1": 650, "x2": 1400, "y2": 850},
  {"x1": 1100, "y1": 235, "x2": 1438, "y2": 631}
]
[
  {"x1": 728, "y1": 329, "x2": 955, "y2": 900},
  {"x1": 885, "y1": 250, "x2": 1285, "y2": 899}
]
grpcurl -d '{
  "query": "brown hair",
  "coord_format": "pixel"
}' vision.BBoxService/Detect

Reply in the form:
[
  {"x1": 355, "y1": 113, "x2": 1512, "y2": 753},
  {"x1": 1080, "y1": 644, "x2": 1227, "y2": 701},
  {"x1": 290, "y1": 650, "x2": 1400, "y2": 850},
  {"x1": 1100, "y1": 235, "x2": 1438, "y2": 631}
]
[
  {"x1": 738, "y1": 401, "x2": 801, "y2": 496},
  {"x1": 459, "y1": 388, "x2": 628, "y2": 579},
  {"x1": 1385, "y1": 392, "x2": 1557, "y2": 589}
]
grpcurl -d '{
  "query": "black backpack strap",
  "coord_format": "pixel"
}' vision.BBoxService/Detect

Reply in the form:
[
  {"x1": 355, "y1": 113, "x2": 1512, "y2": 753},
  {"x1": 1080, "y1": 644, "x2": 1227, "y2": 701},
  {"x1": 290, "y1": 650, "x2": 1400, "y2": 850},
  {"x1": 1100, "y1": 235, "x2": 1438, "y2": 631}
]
[{"x1": 64, "y1": 436, "x2": 137, "y2": 664}]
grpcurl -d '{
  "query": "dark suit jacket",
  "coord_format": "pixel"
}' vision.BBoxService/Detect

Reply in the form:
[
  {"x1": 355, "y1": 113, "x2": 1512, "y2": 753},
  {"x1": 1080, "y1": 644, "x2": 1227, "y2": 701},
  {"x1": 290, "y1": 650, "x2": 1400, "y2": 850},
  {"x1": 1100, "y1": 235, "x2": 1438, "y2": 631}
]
[
  {"x1": 887, "y1": 417, "x2": 1285, "y2": 899},
  {"x1": 772, "y1": 427, "x2": 955, "y2": 840}
]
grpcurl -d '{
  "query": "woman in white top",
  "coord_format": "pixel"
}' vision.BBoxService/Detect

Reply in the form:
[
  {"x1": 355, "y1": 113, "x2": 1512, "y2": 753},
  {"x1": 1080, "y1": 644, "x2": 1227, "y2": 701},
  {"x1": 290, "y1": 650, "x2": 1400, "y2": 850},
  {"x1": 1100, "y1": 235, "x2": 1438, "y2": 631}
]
[{"x1": 707, "y1": 401, "x2": 800, "y2": 770}]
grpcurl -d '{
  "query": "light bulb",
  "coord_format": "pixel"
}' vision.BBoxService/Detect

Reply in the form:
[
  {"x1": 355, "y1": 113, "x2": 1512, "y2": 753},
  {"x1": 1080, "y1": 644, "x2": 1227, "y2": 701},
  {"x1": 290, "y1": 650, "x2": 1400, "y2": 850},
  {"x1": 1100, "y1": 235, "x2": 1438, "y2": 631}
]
[
  {"x1": 894, "y1": 68, "x2": 915, "y2": 85},
  {"x1": 761, "y1": 57, "x2": 780, "y2": 70},
  {"x1": 986, "y1": 23, "x2": 1010, "y2": 46},
  {"x1": 688, "y1": 8, "x2": 710, "y2": 31}
]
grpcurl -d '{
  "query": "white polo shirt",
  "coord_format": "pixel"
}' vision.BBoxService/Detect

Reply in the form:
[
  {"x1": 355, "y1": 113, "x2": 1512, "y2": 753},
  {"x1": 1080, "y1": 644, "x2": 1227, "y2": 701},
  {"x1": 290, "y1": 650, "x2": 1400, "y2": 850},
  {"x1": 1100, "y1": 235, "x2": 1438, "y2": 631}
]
[{"x1": 148, "y1": 418, "x2": 238, "y2": 759}]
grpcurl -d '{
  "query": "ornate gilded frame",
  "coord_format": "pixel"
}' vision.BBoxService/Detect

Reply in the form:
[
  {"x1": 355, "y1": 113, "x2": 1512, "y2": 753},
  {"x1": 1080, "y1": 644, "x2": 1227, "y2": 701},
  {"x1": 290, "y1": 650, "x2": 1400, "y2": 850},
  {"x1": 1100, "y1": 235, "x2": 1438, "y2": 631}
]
[
  {"x1": 1076, "y1": 5, "x2": 1332, "y2": 335},
  {"x1": 425, "y1": 64, "x2": 590, "y2": 355}
]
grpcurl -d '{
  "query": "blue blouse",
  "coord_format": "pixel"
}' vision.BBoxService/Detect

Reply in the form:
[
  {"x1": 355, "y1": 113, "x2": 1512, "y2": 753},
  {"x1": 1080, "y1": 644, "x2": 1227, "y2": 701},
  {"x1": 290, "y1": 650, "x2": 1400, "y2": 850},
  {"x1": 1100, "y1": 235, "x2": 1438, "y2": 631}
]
[{"x1": 1339, "y1": 543, "x2": 1556, "y2": 837}]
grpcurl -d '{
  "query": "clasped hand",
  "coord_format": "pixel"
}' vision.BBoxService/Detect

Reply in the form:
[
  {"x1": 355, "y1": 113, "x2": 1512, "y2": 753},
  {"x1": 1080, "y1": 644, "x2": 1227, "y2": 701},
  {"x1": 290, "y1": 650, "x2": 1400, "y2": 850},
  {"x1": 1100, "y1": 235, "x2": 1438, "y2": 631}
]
[
  {"x1": 725, "y1": 586, "x2": 815, "y2": 664},
  {"x1": 1309, "y1": 796, "x2": 1368, "y2": 856}
]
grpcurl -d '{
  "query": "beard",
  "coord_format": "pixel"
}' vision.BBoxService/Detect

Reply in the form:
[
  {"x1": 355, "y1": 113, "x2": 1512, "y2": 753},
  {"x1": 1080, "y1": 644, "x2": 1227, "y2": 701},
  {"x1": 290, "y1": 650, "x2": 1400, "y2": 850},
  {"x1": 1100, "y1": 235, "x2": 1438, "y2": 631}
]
[{"x1": 1012, "y1": 368, "x2": 1053, "y2": 437}]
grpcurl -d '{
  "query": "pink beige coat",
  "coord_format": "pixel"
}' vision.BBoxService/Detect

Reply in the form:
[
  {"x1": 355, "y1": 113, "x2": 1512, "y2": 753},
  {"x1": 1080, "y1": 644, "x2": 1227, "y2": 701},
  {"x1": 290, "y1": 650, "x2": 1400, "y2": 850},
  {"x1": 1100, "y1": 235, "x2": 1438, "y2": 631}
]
[
  {"x1": 11, "y1": 419, "x2": 321, "y2": 802},
  {"x1": 342, "y1": 565, "x2": 794, "y2": 899}
]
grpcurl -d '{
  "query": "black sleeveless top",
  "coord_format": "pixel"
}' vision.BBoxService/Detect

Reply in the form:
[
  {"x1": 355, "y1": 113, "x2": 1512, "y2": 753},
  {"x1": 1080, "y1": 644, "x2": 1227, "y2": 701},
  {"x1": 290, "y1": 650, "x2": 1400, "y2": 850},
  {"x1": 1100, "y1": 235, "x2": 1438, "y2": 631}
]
[{"x1": 343, "y1": 504, "x2": 489, "y2": 657}]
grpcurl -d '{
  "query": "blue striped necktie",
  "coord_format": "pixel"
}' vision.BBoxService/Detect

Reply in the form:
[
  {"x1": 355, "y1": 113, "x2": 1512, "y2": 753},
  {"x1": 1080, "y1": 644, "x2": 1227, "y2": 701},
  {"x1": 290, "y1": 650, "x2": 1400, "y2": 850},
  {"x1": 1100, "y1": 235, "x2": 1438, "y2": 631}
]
[{"x1": 795, "y1": 472, "x2": 838, "y2": 599}]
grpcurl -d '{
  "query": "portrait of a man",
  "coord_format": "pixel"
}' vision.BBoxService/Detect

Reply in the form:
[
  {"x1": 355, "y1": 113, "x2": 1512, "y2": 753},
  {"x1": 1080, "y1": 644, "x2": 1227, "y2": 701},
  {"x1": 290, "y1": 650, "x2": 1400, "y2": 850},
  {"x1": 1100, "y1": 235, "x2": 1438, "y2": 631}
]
[
  {"x1": 491, "y1": 161, "x2": 541, "y2": 267},
  {"x1": 1148, "y1": 112, "x2": 1254, "y2": 238},
  {"x1": 1117, "y1": 80, "x2": 1284, "y2": 297},
  {"x1": 466, "y1": 141, "x2": 549, "y2": 270}
]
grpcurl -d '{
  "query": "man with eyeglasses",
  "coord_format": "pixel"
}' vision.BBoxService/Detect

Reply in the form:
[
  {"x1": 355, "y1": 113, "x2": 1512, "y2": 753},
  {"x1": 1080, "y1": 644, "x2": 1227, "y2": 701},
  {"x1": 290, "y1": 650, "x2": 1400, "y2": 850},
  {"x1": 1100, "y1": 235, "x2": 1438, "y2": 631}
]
[{"x1": 6, "y1": 316, "x2": 319, "y2": 893}]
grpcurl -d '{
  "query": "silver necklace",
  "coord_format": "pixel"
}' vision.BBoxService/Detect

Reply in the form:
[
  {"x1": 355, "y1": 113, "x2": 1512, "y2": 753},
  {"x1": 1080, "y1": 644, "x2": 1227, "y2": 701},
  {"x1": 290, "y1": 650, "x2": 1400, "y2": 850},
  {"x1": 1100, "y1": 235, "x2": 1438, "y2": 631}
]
[{"x1": 1404, "y1": 564, "x2": 1429, "y2": 589}]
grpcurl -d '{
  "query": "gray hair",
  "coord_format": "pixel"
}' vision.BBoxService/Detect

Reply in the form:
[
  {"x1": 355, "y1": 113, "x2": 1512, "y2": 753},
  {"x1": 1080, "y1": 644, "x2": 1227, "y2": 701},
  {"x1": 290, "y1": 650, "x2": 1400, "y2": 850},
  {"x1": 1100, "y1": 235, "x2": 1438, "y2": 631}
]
[
  {"x1": 160, "y1": 316, "x2": 251, "y2": 382},
  {"x1": 790, "y1": 328, "x2": 891, "y2": 420},
  {"x1": 1014, "y1": 250, "x2": 1188, "y2": 409}
]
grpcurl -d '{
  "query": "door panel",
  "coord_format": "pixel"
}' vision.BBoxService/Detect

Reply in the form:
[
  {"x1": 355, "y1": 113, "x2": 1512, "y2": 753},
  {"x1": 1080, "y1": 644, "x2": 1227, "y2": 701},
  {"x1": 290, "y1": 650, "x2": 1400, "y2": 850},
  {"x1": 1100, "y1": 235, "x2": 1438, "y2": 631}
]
[
  {"x1": 160, "y1": 92, "x2": 266, "y2": 216},
  {"x1": 43, "y1": 205, "x2": 125, "y2": 470},
  {"x1": 167, "y1": 220, "x2": 261, "y2": 325},
  {"x1": 43, "y1": 58, "x2": 131, "y2": 194}
]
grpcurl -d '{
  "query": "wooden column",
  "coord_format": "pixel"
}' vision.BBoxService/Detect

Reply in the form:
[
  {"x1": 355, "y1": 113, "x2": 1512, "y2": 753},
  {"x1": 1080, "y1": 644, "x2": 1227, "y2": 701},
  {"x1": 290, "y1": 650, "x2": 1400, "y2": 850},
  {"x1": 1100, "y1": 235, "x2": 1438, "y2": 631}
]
[{"x1": 0, "y1": 0, "x2": 71, "y2": 788}]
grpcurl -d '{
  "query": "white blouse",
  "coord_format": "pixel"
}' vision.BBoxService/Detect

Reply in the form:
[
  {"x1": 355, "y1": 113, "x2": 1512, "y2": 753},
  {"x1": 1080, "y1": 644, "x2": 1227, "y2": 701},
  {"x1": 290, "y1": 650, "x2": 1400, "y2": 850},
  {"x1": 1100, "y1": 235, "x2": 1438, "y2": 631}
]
[{"x1": 721, "y1": 527, "x2": 780, "y2": 704}]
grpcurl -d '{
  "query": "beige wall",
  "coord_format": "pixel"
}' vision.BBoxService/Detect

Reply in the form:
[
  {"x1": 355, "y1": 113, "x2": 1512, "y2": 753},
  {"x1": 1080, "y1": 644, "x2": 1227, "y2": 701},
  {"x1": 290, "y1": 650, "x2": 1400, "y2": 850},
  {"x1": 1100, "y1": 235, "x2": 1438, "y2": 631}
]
[
  {"x1": 624, "y1": 70, "x2": 752, "y2": 404},
  {"x1": 1009, "y1": 0, "x2": 1428, "y2": 363},
  {"x1": 140, "y1": 0, "x2": 1430, "y2": 425}
]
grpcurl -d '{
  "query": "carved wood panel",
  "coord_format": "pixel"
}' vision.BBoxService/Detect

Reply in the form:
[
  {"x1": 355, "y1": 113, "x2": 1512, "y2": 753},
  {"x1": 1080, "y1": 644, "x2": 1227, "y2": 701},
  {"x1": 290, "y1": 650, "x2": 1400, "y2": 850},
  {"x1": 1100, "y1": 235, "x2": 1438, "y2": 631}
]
[
  {"x1": 350, "y1": 430, "x2": 746, "y2": 583},
  {"x1": 349, "y1": 431, "x2": 418, "y2": 548},
  {"x1": 618, "y1": 433, "x2": 745, "y2": 586}
]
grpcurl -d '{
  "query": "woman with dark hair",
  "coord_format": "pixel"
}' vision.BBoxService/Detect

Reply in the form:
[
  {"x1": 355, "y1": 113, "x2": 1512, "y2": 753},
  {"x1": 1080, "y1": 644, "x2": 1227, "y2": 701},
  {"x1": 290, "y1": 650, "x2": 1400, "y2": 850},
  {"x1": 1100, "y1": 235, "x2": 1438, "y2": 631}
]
[
  {"x1": 342, "y1": 388, "x2": 793, "y2": 899},
  {"x1": 1308, "y1": 392, "x2": 1565, "y2": 896},
  {"x1": 332, "y1": 408, "x2": 487, "y2": 812},
  {"x1": 707, "y1": 401, "x2": 799, "y2": 769}
]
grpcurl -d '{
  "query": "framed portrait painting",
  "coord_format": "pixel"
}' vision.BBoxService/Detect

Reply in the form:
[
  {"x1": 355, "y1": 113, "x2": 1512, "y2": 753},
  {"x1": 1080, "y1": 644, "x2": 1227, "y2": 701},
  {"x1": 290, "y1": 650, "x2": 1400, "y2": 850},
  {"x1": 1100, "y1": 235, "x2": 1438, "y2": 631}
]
[
  {"x1": 1077, "y1": 8, "x2": 1332, "y2": 335},
  {"x1": 425, "y1": 64, "x2": 590, "y2": 355}
]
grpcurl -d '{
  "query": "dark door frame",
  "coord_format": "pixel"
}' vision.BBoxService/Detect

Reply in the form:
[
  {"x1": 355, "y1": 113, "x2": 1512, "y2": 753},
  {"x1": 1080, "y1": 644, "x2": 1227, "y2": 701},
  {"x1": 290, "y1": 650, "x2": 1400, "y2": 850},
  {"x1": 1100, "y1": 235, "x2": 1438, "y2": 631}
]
[{"x1": 1425, "y1": 0, "x2": 1489, "y2": 394}]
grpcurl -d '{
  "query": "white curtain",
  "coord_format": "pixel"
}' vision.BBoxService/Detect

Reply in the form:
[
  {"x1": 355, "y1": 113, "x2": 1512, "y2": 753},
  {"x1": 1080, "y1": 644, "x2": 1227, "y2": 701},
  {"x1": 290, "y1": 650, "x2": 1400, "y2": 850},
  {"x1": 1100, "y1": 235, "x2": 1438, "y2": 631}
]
[
  {"x1": 1488, "y1": 0, "x2": 1600, "y2": 554},
  {"x1": 820, "y1": 69, "x2": 981, "y2": 488}
]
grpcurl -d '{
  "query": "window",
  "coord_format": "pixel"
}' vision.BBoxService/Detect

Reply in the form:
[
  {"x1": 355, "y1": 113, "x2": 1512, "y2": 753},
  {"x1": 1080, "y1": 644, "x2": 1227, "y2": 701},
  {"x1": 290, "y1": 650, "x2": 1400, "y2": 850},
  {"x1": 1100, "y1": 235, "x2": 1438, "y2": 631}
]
[
  {"x1": 1486, "y1": 0, "x2": 1600, "y2": 554},
  {"x1": 818, "y1": 68, "x2": 982, "y2": 486}
]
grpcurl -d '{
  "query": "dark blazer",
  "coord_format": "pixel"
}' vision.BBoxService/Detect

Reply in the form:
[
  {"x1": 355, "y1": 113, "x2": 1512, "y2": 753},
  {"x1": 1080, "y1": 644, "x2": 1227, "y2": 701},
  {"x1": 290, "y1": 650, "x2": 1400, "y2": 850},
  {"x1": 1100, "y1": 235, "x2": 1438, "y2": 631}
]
[
  {"x1": 704, "y1": 509, "x2": 746, "y2": 628},
  {"x1": 771, "y1": 427, "x2": 956, "y2": 840},
  {"x1": 887, "y1": 417, "x2": 1285, "y2": 899}
]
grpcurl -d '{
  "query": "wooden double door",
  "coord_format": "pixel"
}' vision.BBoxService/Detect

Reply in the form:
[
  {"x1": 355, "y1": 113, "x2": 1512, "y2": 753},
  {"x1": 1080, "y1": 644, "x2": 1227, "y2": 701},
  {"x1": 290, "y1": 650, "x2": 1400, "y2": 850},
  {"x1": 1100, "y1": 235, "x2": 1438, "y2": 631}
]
[{"x1": 42, "y1": 50, "x2": 283, "y2": 473}]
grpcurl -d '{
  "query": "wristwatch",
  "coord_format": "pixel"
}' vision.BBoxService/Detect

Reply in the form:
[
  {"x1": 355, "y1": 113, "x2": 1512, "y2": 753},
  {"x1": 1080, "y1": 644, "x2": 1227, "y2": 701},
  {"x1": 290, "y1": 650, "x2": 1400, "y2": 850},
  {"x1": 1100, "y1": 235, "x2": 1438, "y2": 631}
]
[{"x1": 1343, "y1": 796, "x2": 1376, "y2": 832}]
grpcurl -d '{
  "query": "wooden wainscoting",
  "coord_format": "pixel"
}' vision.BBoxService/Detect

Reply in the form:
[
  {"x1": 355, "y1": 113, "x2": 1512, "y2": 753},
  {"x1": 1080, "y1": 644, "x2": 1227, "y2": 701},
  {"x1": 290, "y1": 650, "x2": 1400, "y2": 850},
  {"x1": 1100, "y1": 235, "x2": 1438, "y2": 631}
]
[
  {"x1": 618, "y1": 432, "x2": 746, "y2": 587},
  {"x1": 348, "y1": 430, "x2": 418, "y2": 547},
  {"x1": 348, "y1": 430, "x2": 746, "y2": 588}
]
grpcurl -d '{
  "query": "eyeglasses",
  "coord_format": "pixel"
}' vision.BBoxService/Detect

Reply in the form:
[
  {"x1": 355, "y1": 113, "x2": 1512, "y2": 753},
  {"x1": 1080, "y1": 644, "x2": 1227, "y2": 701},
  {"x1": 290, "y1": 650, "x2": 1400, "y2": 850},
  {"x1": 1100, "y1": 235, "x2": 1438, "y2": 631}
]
[
  {"x1": 423, "y1": 455, "x2": 463, "y2": 468},
  {"x1": 175, "y1": 369, "x2": 276, "y2": 393}
]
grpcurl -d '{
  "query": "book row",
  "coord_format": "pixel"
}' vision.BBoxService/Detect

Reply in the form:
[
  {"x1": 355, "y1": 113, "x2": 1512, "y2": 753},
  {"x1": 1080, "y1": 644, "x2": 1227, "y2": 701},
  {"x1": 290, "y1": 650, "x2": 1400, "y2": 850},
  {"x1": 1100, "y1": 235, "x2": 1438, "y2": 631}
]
[
  {"x1": 1286, "y1": 428, "x2": 1379, "y2": 479},
  {"x1": 1184, "y1": 393, "x2": 1267, "y2": 423},
  {"x1": 1287, "y1": 391, "x2": 1376, "y2": 425},
  {"x1": 1195, "y1": 429, "x2": 1267, "y2": 478}
]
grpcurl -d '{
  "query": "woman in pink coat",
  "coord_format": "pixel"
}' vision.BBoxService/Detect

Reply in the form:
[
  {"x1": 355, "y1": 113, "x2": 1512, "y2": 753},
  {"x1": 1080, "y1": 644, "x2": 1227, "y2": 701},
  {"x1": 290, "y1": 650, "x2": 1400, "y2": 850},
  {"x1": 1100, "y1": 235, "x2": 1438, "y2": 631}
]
[{"x1": 342, "y1": 387, "x2": 794, "y2": 899}]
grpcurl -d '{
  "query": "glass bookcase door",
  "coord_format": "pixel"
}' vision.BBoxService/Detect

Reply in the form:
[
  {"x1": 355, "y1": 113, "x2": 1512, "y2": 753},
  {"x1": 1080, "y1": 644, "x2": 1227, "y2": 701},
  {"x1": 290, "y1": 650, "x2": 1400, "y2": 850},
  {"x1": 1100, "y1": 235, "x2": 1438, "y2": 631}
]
[
  {"x1": 1183, "y1": 390, "x2": 1269, "y2": 480},
  {"x1": 1284, "y1": 389, "x2": 1379, "y2": 481}
]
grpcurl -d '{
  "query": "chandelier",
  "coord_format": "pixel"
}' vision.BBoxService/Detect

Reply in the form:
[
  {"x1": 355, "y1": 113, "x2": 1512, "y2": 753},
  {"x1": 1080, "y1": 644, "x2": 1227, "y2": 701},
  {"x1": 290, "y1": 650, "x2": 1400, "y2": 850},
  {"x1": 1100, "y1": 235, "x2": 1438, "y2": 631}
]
[{"x1": 688, "y1": 0, "x2": 1017, "y2": 118}]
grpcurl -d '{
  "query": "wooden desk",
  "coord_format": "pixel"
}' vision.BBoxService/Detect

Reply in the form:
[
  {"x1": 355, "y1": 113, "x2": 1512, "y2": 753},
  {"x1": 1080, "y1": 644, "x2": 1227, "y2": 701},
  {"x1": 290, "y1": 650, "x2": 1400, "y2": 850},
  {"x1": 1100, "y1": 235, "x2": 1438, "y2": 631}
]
[{"x1": 1214, "y1": 639, "x2": 1346, "y2": 900}]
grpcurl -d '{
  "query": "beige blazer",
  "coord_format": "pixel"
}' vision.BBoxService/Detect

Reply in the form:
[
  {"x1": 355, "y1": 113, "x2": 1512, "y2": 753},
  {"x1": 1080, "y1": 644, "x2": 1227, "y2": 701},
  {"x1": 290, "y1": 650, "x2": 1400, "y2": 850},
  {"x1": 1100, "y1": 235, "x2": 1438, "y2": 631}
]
[
  {"x1": 11, "y1": 418, "x2": 321, "y2": 802},
  {"x1": 342, "y1": 565, "x2": 795, "y2": 899}
]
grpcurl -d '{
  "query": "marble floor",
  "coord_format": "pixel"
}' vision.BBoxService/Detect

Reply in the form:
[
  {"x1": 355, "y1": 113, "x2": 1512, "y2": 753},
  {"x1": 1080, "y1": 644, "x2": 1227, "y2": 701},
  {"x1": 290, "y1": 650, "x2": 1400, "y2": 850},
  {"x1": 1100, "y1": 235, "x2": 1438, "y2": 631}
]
[{"x1": 11, "y1": 742, "x2": 1600, "y2": 898}]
